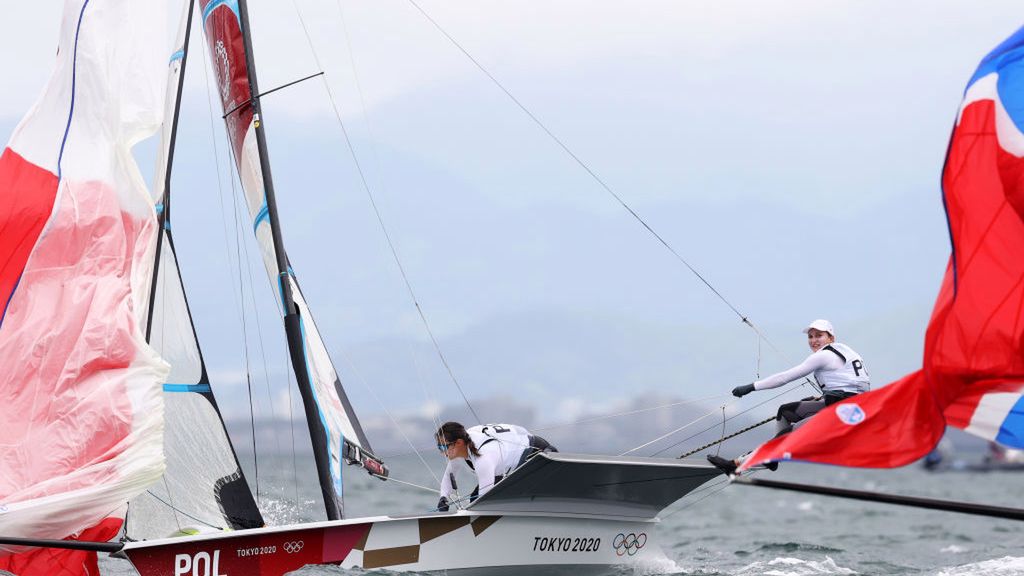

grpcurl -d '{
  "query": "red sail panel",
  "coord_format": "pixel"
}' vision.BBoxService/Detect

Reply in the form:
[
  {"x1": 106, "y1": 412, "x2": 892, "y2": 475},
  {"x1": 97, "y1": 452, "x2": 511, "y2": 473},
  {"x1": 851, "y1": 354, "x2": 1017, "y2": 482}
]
[
  {"x1": 0, "y1": 518, "x2": 122, "y2": 576},
  {"x1": 0, "y1": 0, "x2": 173, "y2": 573},
  {"x1": 201, "y1": 2, "x2": 253, "y2": 164},
  {"x1": 741, "y1": 29, "x2": 1024, "y2": 471},
  {"x1": 0, "y1": 149, "x2": 58, "y2": 322}
]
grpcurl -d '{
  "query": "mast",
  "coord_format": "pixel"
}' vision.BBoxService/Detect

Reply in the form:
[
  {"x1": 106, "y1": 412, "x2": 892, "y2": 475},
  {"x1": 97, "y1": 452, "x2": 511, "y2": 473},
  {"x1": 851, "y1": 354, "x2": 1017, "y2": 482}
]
[
  {"x1": 145, "y1": 0, "x2": 195, "y2": 341},
  {"x1": 233, "y1": 0, "x2": 336, "y2": 520},
  {"x1": 133, "y1": 0, "x2": 264, "y2": 537},
  {"x1": 208, "y1": 0, "x2": 385, "y2": 521}
]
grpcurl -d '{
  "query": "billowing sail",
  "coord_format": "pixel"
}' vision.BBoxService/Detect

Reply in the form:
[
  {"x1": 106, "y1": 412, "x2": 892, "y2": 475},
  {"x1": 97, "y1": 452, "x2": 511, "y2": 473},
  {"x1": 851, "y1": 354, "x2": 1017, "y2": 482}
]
[
  {"x1": 127, "y1": 0, "x2": 264, "y2": 539},
  {"x1": 198, "y1": 0, "x2": 384, "y2": 519},
  {"x1": 740, "y1": 26, "x2": 1024, "y2": 471},
  {"x1": 0, "y1": 0, "x2": 173, "y2": 573}
]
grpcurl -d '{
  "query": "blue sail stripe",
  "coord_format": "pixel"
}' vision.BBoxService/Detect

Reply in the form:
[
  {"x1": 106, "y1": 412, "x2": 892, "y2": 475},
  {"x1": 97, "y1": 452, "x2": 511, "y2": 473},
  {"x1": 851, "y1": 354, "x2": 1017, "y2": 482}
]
[
  {"x1": 163, "y1": 383, "x2": 212, "y2": 393},
  {"x1": 995, "y1": 395, "x2": 1024, "y2": 448},
  {"x1": 57, "y1": 0, "x2": 91, "y2": 180},
  {"x1": 253, "y1": 203, "x2": 269, "y2": 232}
]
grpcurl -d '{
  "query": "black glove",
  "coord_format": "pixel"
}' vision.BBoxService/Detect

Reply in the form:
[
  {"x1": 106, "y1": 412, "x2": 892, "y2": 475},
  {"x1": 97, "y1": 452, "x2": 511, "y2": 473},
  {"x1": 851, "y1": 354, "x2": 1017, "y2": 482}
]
[
  {"x1": 436, "y1": 497, "x2": 449, "y2": 512},
  {"x1": 732, "y1": 383, "x2": 755, "y2": 397}
]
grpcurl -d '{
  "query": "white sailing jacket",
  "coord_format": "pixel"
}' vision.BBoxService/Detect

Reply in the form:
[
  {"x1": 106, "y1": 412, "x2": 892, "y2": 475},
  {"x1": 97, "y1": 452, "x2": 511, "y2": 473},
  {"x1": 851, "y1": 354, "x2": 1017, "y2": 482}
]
[
  {"x1": 753, "y1": 342, "x2": 870, "y2": 395},
  {"x1": 439, "y1": 424, "x2": 533, "y2": 500}
]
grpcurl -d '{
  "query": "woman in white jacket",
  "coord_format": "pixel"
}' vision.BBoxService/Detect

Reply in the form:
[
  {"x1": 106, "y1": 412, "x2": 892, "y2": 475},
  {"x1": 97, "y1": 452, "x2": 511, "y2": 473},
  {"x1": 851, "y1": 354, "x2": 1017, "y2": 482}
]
[
  {"x1": 708, "y1": 319, "x2": 870, "y2": 474},
  {"x1": 434, "y1": 421, "x2": 556, "y2": 511}
]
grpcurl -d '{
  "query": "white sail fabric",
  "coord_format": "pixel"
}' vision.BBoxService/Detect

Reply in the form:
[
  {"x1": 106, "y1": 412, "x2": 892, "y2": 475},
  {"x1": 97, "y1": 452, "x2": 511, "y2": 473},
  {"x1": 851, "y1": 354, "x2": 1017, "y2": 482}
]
[
  {"x1": 0, "y1": 0, "x2": 171, "y2": 552},
  {"x1": 199, "y1": 0, "x2": 377, "y2": 513},
  {"x1": 128, "y1": 0, "x2": 264, "y2": 540}
]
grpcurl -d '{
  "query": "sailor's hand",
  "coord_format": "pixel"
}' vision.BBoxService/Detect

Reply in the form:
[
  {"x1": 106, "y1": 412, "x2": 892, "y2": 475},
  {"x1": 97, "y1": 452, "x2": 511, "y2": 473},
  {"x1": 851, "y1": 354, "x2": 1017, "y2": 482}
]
[
  {"x1": 436, "y1": 497, "x2": 450, "y2": 512},
  {"x1": 732, "y1": 384, "x2": 755, "y2": 397}
]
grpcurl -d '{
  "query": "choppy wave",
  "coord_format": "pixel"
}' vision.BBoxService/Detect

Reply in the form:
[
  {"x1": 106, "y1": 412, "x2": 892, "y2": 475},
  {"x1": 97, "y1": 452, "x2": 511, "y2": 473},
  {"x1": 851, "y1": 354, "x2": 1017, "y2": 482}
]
[
  {"x1": 734, "y1": 556, "x2": 856, "y2": 576},
  {"x1": 756, "y1": 543, "x2": 845, "y2": 554},
  {"x1": 933, "y1": 556, "x2": 1024, "y2": 576}
]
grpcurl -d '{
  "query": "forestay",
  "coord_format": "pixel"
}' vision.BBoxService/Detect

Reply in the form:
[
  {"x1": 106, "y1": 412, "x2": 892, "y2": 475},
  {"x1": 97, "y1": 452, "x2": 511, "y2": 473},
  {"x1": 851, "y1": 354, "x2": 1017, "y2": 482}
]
[{"x1": 198, "y1": 0, "x2": 384, "y2": 519}]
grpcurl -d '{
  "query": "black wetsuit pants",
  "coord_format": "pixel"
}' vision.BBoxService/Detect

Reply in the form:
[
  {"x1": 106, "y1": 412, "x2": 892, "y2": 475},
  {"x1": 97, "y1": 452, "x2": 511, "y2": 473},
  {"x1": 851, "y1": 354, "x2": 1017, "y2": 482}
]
[{"x1": 775, "y1": 391, "x2": 858, "y2": 436}]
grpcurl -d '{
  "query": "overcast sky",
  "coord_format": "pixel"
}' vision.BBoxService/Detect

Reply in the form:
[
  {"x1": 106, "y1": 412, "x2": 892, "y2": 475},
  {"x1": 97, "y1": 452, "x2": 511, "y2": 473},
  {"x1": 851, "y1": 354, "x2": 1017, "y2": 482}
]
[{"x1": 2, "y1": 3, "x2": 1022, "y2": 443}]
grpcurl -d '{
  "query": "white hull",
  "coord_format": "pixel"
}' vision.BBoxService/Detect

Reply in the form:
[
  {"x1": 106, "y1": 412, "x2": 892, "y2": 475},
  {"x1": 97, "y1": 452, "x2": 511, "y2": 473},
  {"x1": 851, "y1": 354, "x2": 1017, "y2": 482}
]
[{"x1": 123, "y1": 511, "x2": 667, "y2": 575}]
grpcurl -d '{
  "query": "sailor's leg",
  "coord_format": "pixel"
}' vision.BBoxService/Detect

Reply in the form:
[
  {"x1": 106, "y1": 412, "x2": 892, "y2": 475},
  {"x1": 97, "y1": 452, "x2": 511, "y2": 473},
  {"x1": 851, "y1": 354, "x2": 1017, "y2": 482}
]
[
  {"x1": 793, "y1": 399, "x2": 826, "y2": 421},
  {"x1": 775, "y1": 401, "x2": 801, "y2": 436}
]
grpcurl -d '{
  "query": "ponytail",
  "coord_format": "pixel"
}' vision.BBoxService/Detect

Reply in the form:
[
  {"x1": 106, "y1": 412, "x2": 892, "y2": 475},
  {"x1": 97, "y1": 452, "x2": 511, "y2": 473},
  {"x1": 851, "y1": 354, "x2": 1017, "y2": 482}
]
[{"x1": 437, "y1": 421, "x2": 481, "y2": 457}]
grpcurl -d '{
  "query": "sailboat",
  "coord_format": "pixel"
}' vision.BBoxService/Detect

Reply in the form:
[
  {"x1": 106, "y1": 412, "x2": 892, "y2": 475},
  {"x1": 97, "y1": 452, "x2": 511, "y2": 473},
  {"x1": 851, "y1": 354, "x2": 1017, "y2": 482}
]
[{"x1": 0, "y1": 1, "x2": 720, "y2": 574}]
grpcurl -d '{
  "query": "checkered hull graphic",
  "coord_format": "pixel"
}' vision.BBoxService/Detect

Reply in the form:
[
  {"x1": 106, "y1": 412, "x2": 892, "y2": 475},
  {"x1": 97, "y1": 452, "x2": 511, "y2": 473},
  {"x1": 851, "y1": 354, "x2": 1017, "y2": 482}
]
[{"x1": 123, "y1": 513, "x2": 663, "y2": 574}]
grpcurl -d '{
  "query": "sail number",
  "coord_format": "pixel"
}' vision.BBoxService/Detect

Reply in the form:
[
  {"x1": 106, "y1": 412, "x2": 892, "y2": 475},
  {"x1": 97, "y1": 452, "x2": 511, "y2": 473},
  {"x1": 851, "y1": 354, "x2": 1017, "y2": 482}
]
[
  {"x1": 174, "y1": 550, "x2": 226, "y2": 576},
  {"x1": 532, "y1": 536, "x2": 601, "y2": 552}
]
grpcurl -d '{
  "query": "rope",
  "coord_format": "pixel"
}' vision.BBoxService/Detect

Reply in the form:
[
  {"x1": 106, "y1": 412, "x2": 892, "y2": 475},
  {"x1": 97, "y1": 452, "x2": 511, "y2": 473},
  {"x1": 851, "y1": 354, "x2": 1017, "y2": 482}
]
[
  {"x1": 289, "y1": 0, "x2": 481, "y2": 425},
  {"x1": 676, "y1": 415, "x2": 776, "y2": 460},
  {"x1": 199, "y1": 30, "x2": 263, "y2": 503},
  {"x1": 647, "y1": 381, "x2": 817, "y2": 457},
  {"x1": 534, "y1": 394, "x2": 730, "y2": 432},
  {"x1": 370, "y1": 474, "x2": 437, "y2": 494},
  {"x1": 618, "y1": 407, "x2": 721, "y2": 456},
  {"x1": 403, "y1": 0, "x2": 809, "y2": 369}
]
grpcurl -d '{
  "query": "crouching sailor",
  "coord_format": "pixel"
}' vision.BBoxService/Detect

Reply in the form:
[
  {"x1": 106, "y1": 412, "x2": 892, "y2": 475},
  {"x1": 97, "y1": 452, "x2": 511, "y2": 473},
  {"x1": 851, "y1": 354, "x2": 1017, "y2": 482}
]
[
  {"x1": 708, "y1": 319, "x2": 870, "y2": 475},
  {"x1": 435, "y1": 421, "x2": 556, "y2": 511}
]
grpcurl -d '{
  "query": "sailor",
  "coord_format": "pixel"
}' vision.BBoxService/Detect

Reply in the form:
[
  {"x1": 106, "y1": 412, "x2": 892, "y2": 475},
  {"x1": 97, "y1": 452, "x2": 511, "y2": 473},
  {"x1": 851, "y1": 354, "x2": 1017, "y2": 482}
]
[
  {"x1": 435, "y1": 421, "x2": 556, "y2": 512},
  {"x1": 708, "y1": 319, "x2": 870, "y2": 474}
]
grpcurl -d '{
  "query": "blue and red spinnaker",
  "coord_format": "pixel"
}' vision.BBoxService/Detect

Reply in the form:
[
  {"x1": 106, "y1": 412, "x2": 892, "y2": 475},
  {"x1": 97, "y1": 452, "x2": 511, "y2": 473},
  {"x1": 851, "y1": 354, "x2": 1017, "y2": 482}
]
[{"x1": 741, "y1": 26, "x2": 1024, "y2": 471}]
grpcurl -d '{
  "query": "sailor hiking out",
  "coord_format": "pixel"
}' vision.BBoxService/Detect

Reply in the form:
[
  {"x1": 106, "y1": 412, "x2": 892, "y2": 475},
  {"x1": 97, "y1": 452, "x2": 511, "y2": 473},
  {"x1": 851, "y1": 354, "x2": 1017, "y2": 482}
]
[
  {"x1": 709, "y1": 319, "x2": 870, "y2": 475},
  {"x1": 435, "y1": 422, "x2": 556, "y2": 511}
]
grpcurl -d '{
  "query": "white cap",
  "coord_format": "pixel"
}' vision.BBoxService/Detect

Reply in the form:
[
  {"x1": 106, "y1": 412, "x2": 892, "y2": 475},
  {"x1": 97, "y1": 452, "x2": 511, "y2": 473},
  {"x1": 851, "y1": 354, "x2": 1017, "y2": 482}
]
[{"x1": 802, "y1": 319, "x2": 834, "y2": 336}]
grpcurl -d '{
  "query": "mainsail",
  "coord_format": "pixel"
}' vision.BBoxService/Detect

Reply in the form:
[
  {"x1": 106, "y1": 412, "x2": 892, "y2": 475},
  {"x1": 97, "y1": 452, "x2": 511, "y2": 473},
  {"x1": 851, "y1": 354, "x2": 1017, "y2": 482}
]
[
  {"x1": 740, "y1": 25, "x2": 1024, "y2": 471},
  {"x1": 0, "y1": 0, "x2": 174, "y2": 572},
  {"x1": 128, "y1": 0, "x2": 264, "y2": 540},
  {"x1": 199, "y1": 0, "x2": 385, "y2": 519}
]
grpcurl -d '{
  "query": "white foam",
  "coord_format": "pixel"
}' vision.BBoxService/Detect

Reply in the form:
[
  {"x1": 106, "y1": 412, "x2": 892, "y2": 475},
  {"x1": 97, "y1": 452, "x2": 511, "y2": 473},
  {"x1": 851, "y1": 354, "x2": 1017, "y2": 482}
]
[
  {"x1": 940, "y1": 545, "x2": 967, "y2": 554},
  {"x1": 736, "y1": 556, "x2": 856, "y2": 575},
  {"x1": 629, "y1": 554, "x2": 686, "y2": 575},
  {"x1": 934, "y1": 556, "x2": 1024, "y2": 576}
]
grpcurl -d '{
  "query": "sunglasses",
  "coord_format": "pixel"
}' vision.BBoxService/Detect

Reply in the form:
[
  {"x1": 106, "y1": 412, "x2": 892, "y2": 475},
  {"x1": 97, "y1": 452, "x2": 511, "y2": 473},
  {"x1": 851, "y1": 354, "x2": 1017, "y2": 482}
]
[{"x1": 437, "y1": 442, "x2": 451, "y2": 452}]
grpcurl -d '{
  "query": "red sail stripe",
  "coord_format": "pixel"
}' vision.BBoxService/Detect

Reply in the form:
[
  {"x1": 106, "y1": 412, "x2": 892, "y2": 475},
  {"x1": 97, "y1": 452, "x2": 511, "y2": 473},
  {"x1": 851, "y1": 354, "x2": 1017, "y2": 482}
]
[
  {"x1": 0, "y1": 148, "x2": 59, "y2": 322},
  {"x1": 0, "y1": 517, "x2": 122, "y2": 576}
]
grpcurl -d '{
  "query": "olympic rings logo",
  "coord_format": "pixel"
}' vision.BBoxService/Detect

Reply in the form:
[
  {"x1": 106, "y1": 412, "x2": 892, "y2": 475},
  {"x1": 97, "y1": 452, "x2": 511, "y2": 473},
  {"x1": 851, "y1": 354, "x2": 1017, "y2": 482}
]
[
  {"x1": 283, "y1": 541, "x2": 304, "y2": 554},
  {"x1": 612, "y1": 532, "x2": 646, "y2": 556}
]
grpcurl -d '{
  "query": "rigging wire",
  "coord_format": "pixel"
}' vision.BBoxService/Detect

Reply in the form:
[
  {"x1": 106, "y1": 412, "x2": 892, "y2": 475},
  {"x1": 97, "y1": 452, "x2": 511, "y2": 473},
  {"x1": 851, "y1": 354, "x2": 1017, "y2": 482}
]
[
  {"x1": 334, "y1": 346, "x2": 442, "y2": 486},
  {"x1": 200, "y1": 34, "x2": 259, "y2": 501},
  {"x1": 651, "y1": 383, "x2": 815, "y2": 457},
  {"x1": 227, "y1": 157, "x2": 284, "y2": 458},
  {"x1": 402, "y1": 0, "x2": 825, "y2": 402},
  {"x1": 286, "y1": 0, "x2": 481, "y2": 425},
  {"x1": 377, "y1": 394, "x2": 730, "y2": 458},
  {"x1": 288, "y1": 0, "x2": 455, "y2": 487},
  {"x1": 619, "y1": 381, "x2": 812, "y2": 457},
  {"x1": 332, "y1": 0, "x2": 448, "y2": 460},
  {"x1": 143, "y1": 490, "x2": 223, "y2": 530},
  {"x1": 534, "y1": 393, "x2": 730, "y2": 433}
]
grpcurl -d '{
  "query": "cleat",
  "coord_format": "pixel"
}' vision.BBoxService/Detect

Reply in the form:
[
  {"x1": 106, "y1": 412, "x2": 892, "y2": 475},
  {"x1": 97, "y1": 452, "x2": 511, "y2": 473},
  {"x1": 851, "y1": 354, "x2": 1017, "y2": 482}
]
[{"x1": 707, "y1": 454, "x2": 738, "y2": 476}]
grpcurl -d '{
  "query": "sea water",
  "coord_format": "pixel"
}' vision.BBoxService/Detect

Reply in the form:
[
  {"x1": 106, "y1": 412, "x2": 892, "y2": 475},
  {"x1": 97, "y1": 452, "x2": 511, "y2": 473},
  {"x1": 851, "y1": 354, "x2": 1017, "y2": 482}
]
[{"x1": 98, "y1": 454, "x2": 1024, "y2": 576}]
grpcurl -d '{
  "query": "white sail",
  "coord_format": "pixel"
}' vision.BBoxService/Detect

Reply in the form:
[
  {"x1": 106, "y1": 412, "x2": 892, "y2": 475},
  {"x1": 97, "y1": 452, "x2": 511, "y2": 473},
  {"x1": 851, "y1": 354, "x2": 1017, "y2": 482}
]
[
  {"x1": 128, "y1": 0, "x2": 264, "y2": 540},
  {"x1": 0, "y1": 0, "x2": 172, "y2": 561}
]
